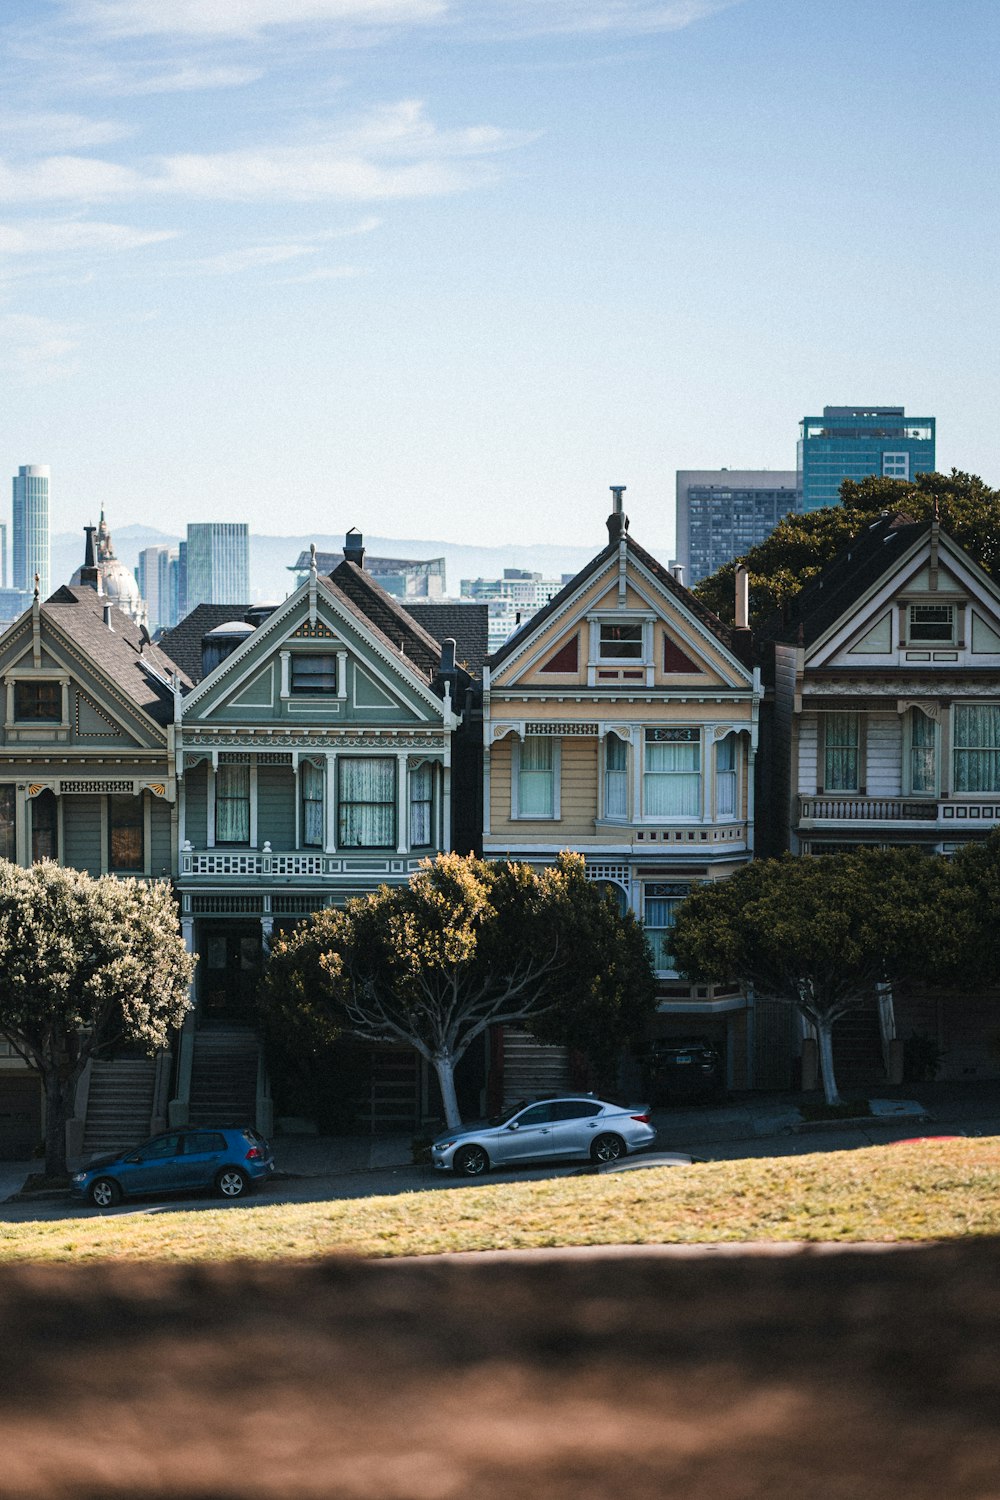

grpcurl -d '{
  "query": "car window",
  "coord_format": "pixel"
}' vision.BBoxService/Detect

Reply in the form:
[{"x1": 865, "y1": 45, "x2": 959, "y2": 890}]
[
  {"x1": 515, "y1": 1103, "x2": 557, "y2": 1126},
  {"x1": 552, "y1": 1100, "x2": 603, "y2": 1121},
  {"x1": 141, "y1": 1133, "x2": 182, "y2": 1159},
  {"x1": 183, "y1": 1132, "x2": 227, "y2": 1154}
]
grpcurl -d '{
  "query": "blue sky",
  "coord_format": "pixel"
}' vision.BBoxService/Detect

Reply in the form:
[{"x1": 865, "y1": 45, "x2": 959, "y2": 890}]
[{"x1": 2, "y1": 0, "x2": 997, "y2": 559}]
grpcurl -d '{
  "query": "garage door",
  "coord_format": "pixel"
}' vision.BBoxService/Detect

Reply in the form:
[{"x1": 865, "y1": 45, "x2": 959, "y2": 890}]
[{"x1": 0, "y1": 1074, "x2": 42, "y2": 1160}]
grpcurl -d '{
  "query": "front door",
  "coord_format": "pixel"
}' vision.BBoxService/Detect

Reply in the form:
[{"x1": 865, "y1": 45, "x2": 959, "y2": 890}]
[{"x1": 199, "y1": 925, "x2": 263, "y2": 1023}]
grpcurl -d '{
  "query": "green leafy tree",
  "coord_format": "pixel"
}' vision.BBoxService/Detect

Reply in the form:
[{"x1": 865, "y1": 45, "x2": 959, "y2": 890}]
[
  {"x1": 262, "y1": 851, "x2": 656, "y2": 1129},
  {"x1": 671, "y1": 850, "x2": 963, "y2": 1106},
  {"x1": 695, "y1": 471, "x2": 1000, "y2": 627},
  {"x1": 0, "y1": 862, "x2": 195, "y2": 1177}
]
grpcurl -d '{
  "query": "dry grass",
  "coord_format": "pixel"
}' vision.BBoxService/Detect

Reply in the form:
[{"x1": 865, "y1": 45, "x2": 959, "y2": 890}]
[{"x1": 2, "y1": 1137, "x2": 998, "y2": 1264}]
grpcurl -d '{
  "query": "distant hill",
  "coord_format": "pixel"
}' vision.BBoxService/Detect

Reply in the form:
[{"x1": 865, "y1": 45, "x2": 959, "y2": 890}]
[{"x1": 51, "y1": 526, "x2": 598, "y2": 602}]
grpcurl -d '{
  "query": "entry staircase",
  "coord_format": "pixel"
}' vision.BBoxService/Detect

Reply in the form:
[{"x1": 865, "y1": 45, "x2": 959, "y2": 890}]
[
  {"x1": 832, "y1": 1005, "x2": 886, "y2": 1089},
  {"x1": 82, "y1": 1058, "x2": 158, "y2": 1158},
  {"x1": 188, "y1": 1028, "x2": 261, "y2": 1127},
  {"x1": 501, "y1": 1026, "x2": 571, "y2": 1108}
]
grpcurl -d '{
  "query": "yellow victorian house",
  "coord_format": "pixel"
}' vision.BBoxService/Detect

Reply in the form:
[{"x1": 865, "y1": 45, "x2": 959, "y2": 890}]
[{"x1": 482, "y1": 490, "x2": 761, "y2": 1095}]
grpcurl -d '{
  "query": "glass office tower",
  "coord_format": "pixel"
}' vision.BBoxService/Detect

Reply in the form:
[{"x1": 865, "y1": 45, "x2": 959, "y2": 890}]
[
  {"x1": 798, "y1": 407, "x2": 935, "y2": 512},
  {"x1": 12, "y1": 464, "x2": 50, "y2": 598},
  {"x1": 675, "y1": 470, "x2": 801, "y2": 585},
  {"x1": 185, "y1": 523, "x2": 250, "y2": 609}
]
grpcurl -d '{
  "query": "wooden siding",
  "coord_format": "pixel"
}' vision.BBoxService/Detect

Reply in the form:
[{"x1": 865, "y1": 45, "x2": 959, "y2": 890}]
[
  {"x1": 797, "y1": 716, "x2": 818, "y2": 796},
  {"x1": 149, "y1": 798, "x2": 172, "y2": 878},
  {"x1": 62, "y1": 795, "x2": 103, "y2": 876},
  {"x1": 489, "y1": 735, "x2": 598, "y2": 841},
  {"x1": 184, "y1": 762, "x2": 208, "y2": 846},
  {"x1": 866, "y1": 713, "x2": 902, "y2": 797},
  {"x1": 258, "y1": 764, "x2": 296, "y2": 848}
]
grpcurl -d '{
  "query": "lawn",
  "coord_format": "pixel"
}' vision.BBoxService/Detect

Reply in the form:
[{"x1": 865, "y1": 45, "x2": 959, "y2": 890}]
[{"x1": 2, "y1": 1137, "x2": 999, "y2": 1263}]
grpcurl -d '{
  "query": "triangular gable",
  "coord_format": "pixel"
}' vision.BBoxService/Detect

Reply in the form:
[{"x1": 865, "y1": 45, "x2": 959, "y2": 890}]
[
  {"x1": 809, "y1": 529, "x2": 1000, "y2": 668},
  {"x1": 182, "y1": 575, "x2": 452, "y2": 726},
  {"x1": 490, "y1": 542, "x2": 750, "y2": 691}
]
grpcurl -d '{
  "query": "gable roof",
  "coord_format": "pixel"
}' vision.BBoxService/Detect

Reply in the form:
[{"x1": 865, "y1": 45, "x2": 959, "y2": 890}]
[
  {"x1": 756, "y1": 513, "x2": 927, "y2": 649},
  {"x1": 403, "y1": 603, "x2": 489, "y2": 675},
  {"x1": 40, "y1": 586, "x2": 190, "y2": 725},
  {"x1": 325, "y1": 560, "x2": 445, "y2": 680},
  {"x1": 488, "y1": 531, "x2": 741, "y2": 670},
  {"x1": 158, "y1": 604, "x2": 245, "y2": 684}
]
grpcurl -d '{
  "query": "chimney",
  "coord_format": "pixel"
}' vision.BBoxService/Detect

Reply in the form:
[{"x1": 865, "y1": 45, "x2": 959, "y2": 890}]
[
  {"x1": 672, "y1": 562, "x2": 685, "y2": 586},
  {"x1": 735, "y1": 565, "x2": 750, "y2": 630},
  {"x1": 103, "y1": 603, "x2": 114, "y2": 631},
  {"x1": 79, "y1": 525, "x2": 100, "y2": 589},
  {"x1": 606, "y1": 485, "x2": 629, "y2": 544},
  {"x1": 344, "y1": 528, "x2": 365, "y2": 567}
]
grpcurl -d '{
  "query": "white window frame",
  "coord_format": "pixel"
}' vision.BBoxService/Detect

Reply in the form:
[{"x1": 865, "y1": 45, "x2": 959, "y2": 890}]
[
  {"x1": 882, "y1": 452, "x2": 910, "y2": 479},
  {"x1": 641, "y1": 727, "x2": 702, "y2": 822},
  {"x1": 952, "y1": 703, "x2": 1000, "y2": 795},
  {"x1": 602, "y1": 732, "x2": 629, "y2": 821},
  {"x1": 903, "y1": 708, "x2": 939, "y2": 797},
  {"x1": 908, "y1": 603, "x2": 956, "y2": 645},
  {"x1": 715, "y1": 733, "x2": 739, "y2": 819},
  {"x1": 642, "y1": 882, "x2": 690, "y2": 977},
  {"x1": 512, "y1": 735, "x2": 561, "y2": 820}
]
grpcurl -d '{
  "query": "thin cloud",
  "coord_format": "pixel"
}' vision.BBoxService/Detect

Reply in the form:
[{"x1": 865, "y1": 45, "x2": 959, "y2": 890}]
[
  {"x1": 0, "y1": 312, "x2": 82, "y2": 382},
  {"x1": 0, "y1": 218, "x2": 177, "y2": 254},
  {"x1": 192, "y1": 243, "x2": 319, "y2": 274},
  {"x1": 485, "y1": 0, "x2": 740, "y2": 35},
  {"x1": 92, "y1": 64, "x2": 265, "y2": 95},
  {"x1": 0, "y1": 112, "x2": 131, "y2": 152},
  {"x1": 72, "y1": 0, "x2": 444, "y2": 37},
  {"x1": 0, "y1": 104, "x2": 532, "y2": 204},
  {"x1": 279, "y1": 264, "x2": 367, "y2": 282}
]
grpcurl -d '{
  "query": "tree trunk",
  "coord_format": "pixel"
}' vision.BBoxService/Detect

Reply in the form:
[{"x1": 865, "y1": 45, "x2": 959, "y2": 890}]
[
  {"x1": 816, "y1": 1020, "x2": 842, "y2": 1108},
  {"x1": 433, "y1": 1052, "x2": 463, "y2": 1130},
  {"x1": 42, "y1": 1068, "x2": 73, "y2": 1179}
]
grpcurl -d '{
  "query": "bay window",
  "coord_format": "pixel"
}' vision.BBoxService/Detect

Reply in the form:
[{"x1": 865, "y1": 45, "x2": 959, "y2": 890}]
[
  {"x1": 604, "y1": 733, "x2": 628, "y2": 819},
  {"x1": 410, "y1": 763, "x2": 434, "y2": 848},
  {"x1": 31, "y1": 790, "x2": 57, "y2": 862},
  {"x1": 823, "y1": 713, "x2": 860, "y2": 792},
  {"x1": 301, "y1": 760, "x2": 324, "y2": 847},
  {"x1": 643, "y1": 728, "x2": 700, "y2": 818},
  {"x1": 909, "y1": 709, "x2": 937, "y2": 795},
  {"x1": 953, "y1": 705, "x2": 1000, "y2": 793},
  {"x1": 643, "y1": 883, "x2": 690, "y2": 974},
  {"x1": 216, "y1": 763, "x2": 250, "y2": 844},
  {"x1": 716, "y1": 733, "x2": 738, "y2": 818},
  {"x1": 515, "y1": 736, "x2": 557, "y2": 819},
  {"x1": 338, "y1": 757, "x2": 395, "y2": 848}
]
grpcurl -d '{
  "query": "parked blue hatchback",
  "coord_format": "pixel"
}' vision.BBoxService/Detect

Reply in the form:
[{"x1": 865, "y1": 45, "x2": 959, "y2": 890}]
[{"x1": 71, "y1": 1126, "x2": 274, "y2": 1208}]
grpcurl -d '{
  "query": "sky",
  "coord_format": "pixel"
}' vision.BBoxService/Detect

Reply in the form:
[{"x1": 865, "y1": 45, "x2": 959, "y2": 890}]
[{"x1": 1, "y1": 0, "x2": 998, "y2": 560}]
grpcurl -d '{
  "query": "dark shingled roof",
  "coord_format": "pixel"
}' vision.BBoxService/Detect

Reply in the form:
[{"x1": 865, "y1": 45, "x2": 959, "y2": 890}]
[
  {"x1": 42, "y1": 586, "x2": 190, "y2": 726},
  {"x1": 488, "y1": 531, "x2": 740, "y2": 670},
  {"x1": 755, "y1": 513, "x2": 926, "y2": 649},
  {"x1": 404, "y1": 603, "x2": 489, "y2": 676},
  {"x1": 159, "y1": 605, "x2": 247, "y2": 685},
  {"x1": 325, "y1": 560, "x2": 444, "y2": 680}
]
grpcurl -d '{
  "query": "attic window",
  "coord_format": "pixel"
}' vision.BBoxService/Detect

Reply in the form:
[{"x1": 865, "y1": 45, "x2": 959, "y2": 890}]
[
  {"x1": 14, "y1": 681, "x2": 61, "y2": 721},
  {"x1": 290, "y1": 654, "x2": 338, "y2": 694},
  {"x1": 599, "y1": 623, "x2": 643, "y2": 660},
  {"x1": 909, "y1": 604, "x2": 954, "y2": 643}
]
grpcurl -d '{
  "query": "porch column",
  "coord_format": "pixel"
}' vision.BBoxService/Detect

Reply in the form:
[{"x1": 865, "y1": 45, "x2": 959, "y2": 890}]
[
  {"x1": 169, "y1": 914, "x2": 198, "y2": 1128},
  {"x1": 396, "y1": 753, "x2": 409, "y2": 855},
  {"x1": 325, "y1": 752, "x2": 337, "y2": 851}
]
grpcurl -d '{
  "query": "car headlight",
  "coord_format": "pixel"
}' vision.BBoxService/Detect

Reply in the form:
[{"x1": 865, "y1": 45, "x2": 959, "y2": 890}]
[
  {"x1": 71, "y1": 1173, "x2": 85, "y2": 1183},
  {"x1": 434, "y1": 1141, "x2": 455, "y2": 1152}
]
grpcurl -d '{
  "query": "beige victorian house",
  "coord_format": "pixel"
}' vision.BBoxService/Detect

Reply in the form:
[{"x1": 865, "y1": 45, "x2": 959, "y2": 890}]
[{"x1": 482, "y1": 492, "x2": 761, "y2": 1095}]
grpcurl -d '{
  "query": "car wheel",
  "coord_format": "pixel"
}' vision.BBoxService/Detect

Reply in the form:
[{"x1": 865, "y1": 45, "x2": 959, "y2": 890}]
[
  {"x1": 590, "y1": 1133, "x2": 626, "y2": 1164},
  {"x1": 89, "y1": 1177, "x2": 121, "y2": 1209},
  {"x1": 452, "y1": 1145, "x2": 489, "y2": 1178},
  {"x1": 216, "y1": 1167, "x2": 249, "y2": 1199}
]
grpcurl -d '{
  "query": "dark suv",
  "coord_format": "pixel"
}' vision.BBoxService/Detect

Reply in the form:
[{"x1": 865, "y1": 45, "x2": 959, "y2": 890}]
[
  {"x1": 645, "y1": 1036, "x2": 723, "y2": 1104},
  {"x1": 71, "y1": 1126, "x2": 274, "y2": 1208}
]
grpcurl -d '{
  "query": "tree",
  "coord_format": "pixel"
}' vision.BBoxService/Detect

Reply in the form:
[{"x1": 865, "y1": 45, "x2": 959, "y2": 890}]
[
  {"x1": 671, "y1": 850, "x2": 962, "y2": 1106},
  {"x1": 0, "y1": 861, "x2": 195, "y2": 1177},
  {"x1": 261, "y1": 851, "x2": 656, "y2": 1129},
  {"x1": 695, "y1": 470, "x2": 1000, "y2": 627}
]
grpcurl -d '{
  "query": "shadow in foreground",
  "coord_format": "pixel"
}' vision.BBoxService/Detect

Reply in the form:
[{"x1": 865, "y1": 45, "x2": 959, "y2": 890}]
[{"x1": 0, "y1": 1240, "x2": 998, "y2": 1498}]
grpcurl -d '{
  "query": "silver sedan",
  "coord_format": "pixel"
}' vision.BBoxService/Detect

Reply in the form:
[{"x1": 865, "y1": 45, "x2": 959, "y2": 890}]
[{"x1": 431, "y1": 1096, "x2": 657, "y2": 1177}]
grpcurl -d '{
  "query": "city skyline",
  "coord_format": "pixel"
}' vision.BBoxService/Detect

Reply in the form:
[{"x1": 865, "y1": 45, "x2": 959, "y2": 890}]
[{"x1": 1, "y1": 0, "x2": 997, "y2": 558}]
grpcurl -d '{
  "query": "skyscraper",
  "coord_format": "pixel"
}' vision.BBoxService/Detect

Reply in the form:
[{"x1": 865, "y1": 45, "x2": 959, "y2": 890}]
[
  {"x1": 0, "y1": 521, "x2": 7, "y2": 588},
  {"x1": 674, "y1": 470, "x2": 801, "y2": 585},
  {"x1": 137, "y1": 544, "x2": 180, "y2": 632},
  {"x1": 798, "y1": 406, "x2": 936, "y2": 512},
  {"x1": 185, "y1": 523, "x2": 250, "y2": 610},
  {"x1": 12, "y1": 464, "x2": 50, "y2": 598}
]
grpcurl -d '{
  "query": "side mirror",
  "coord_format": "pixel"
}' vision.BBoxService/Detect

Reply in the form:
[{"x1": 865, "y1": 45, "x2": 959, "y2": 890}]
[
  {"x1": 506, "y1": 1121, "x2": 520, "y2": 1131},
  {"x1": 125, "y1": 1154, "x2": 142, "y2": 1164}
]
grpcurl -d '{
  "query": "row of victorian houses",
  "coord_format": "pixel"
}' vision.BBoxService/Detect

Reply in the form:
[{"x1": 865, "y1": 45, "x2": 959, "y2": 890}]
[{"x1": 2, "y1": 495, "x2": 999, "y2": 1160}]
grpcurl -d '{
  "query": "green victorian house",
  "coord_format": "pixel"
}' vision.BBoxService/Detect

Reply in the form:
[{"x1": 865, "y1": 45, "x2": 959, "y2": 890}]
[{"x1": 164, "y1": 533, "x2": 486, "y2": 1132}]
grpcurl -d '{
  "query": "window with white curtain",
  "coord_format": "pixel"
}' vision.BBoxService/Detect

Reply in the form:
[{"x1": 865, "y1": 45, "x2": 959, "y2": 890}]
[
  {"x1": 716, "y1": 733, "x2": 738, "y2": 818},
  {"x1": 643, "y1": 728, "x2": 700, "y2": 818},
  {"x1": 338, "y1": 757, "x2": 396, "y2": 847},
  {"x1": 301, "y1": 760, "x2": 324, "y2": 847},
  {"x1": 643, "y1": 882, "x2": 690, "y2": 973},
  {"x1": 604, "y1": 733, "x2": 628, "y2": 819},
  {"x1": 409, "y1": 762, "x2": 434, "y2": 847},
  {"x1": 516, "y1": 736, "x2": 557, "y2": 818},
  {"x1": 953, "y1": 705, "x2": 1000, "y2": 793},
  {"x1": 216, "y1": 763, "x2": 250, "y2": 844},
  {"x1": 823, "y1": 713, "x2": 860, "y2": 792},
  {"x1": 909, "y1": 710, "x2": 937, "y2": 795}
]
